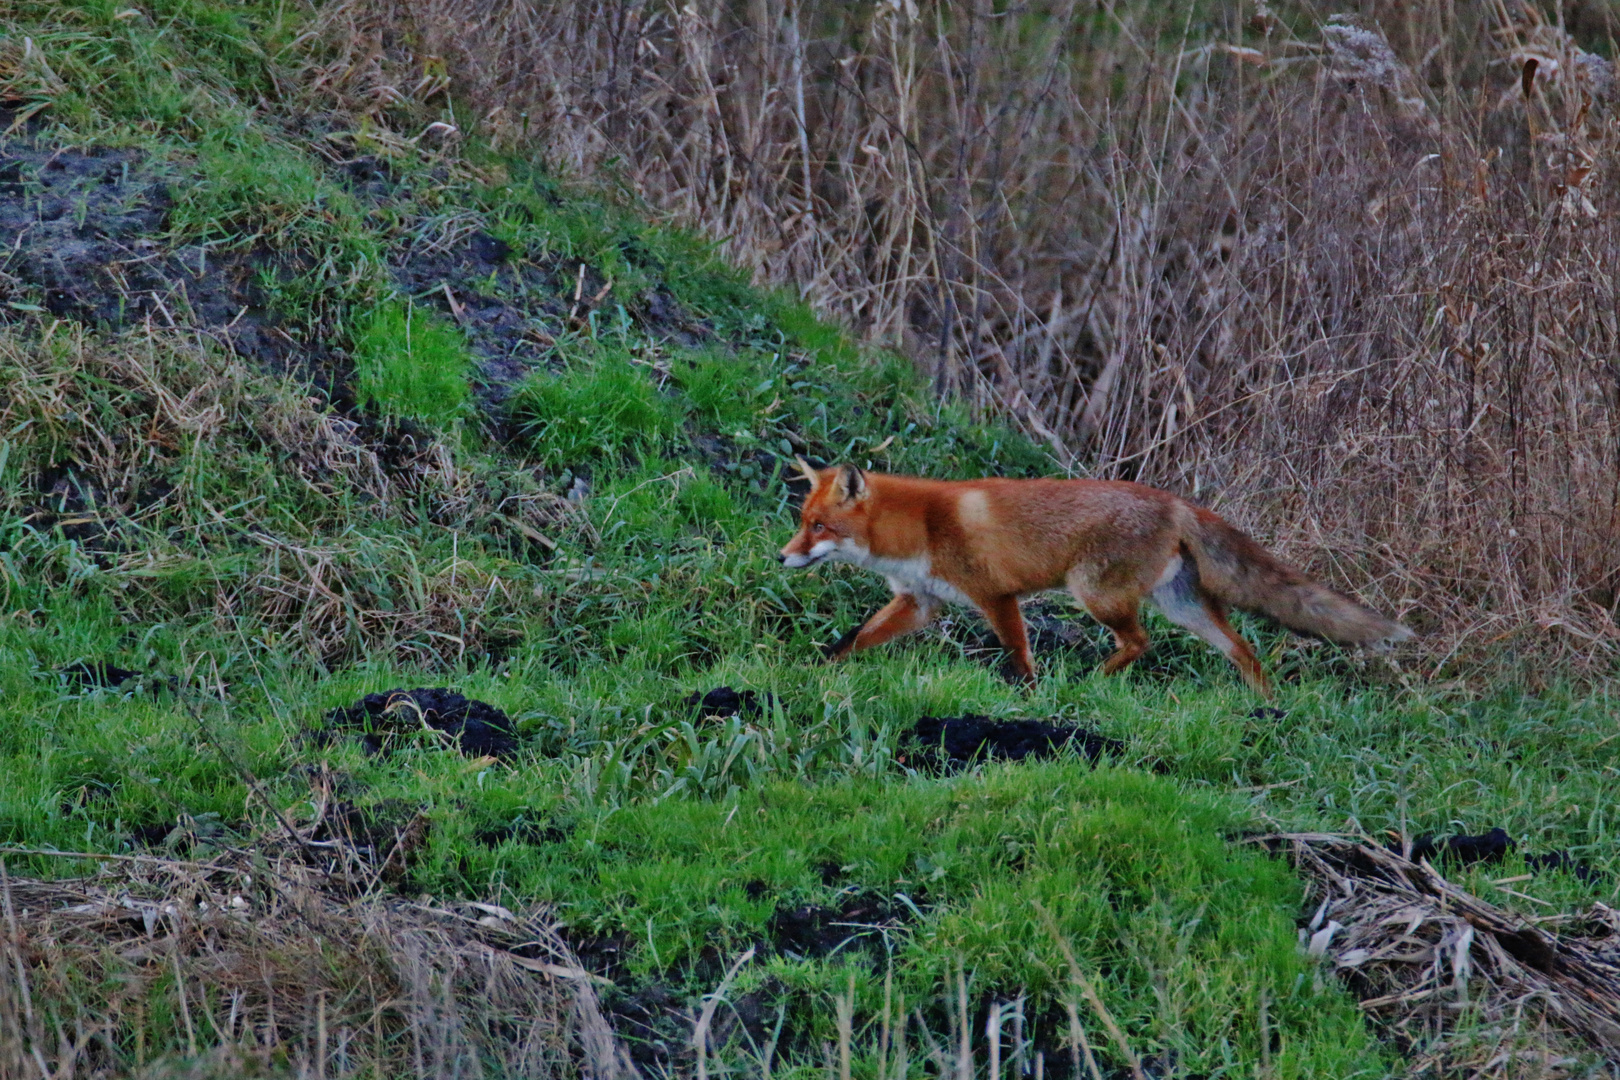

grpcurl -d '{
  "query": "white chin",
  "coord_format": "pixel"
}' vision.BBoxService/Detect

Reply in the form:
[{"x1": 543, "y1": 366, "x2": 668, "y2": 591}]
[{"x1": 782, "y1": 554, "x2": 816, "y2": 568}]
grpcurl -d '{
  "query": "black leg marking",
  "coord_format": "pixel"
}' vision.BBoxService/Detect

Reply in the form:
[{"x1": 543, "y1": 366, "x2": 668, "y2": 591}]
[{"x1": 823, "y1": 623, "x2": 864, "y2": 659}]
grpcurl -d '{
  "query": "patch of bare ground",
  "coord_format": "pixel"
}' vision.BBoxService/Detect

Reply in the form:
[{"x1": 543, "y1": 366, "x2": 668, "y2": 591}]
[
  {"x1": 298, "y1": 0, "x2": 1620, "y2": 677},
  {"x1": 0, "y1": 130, "x2": 328, "y2": 378},
  {"x1": 0, "y1": 118, "x2": 710, "y2": 429},
  {"x1": 1263, "y1": 833, "x2": 1620, "y2": 1078}
]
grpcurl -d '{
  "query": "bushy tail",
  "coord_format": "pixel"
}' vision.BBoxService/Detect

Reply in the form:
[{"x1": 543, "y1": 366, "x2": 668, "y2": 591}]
[{"x1": 1182, "y1": 509, "x2": 1413, "y2": 648}]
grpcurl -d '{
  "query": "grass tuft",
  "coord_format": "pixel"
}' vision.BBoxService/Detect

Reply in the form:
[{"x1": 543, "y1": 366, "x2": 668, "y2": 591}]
[
  {"x1": 351, "y1": 300, "x2": 472, "y2": 426},
  {"x1": 509, "y1": 349, "x2": 679, "y2": 469}
]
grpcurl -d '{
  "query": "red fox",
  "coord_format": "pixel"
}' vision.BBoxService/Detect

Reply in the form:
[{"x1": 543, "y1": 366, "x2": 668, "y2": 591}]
[{"x1": 778, "y1": 460, "x2": 1411, "y2": 695}]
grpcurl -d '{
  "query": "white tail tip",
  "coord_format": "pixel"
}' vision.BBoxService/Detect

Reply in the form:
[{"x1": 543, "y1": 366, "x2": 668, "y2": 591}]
[{"x1": 1369, "y1": 622, "x2": 1415, "y2": 651}]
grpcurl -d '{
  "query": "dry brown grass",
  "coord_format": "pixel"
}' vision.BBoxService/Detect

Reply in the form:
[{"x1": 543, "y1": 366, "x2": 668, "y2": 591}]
[
  {"x1": 0, "y1": 783, "x2": 633, "y2": 1079},
  {"x1": 1264, "y1": 833, "x2": 1620, "y2": 1079},
  {"x1": 296, "y1": 0, "x2": 1620, "y2": 674}
]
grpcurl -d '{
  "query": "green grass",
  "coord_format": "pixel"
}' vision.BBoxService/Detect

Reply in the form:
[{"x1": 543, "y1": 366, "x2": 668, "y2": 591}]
[
  {"x1": 452, "y1": 764, "x2": 1383, "y2": 1077},
  {"x1": 351, "y1": 300, "x2": 473, "y2": 425},
  {"x1": 510, "y1": 346, "x2": 680, "y2": 469},
  {"x1": 1, "y1": 1, "x2": 1617, "y2": 1076}
]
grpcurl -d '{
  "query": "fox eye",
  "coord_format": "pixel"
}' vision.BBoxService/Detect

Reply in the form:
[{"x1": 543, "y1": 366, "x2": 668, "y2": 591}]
[{"x1": 811, "y1": 521, "x2": 826, "y2": 534}]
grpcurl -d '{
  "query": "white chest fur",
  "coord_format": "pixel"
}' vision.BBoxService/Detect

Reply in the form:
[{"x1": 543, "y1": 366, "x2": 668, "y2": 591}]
[{"x1": 849, "y1": 550, "x2": 973, "y2": 606}]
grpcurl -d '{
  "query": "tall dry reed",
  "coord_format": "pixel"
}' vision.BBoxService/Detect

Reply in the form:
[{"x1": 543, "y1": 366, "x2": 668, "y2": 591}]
[{"x1": 300, "y1": 0, "x2": 1620, "y2": 671}]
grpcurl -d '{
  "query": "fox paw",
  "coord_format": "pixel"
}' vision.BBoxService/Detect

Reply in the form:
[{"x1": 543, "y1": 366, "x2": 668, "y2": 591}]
[
  {"x1": 822, "y1": 626, "x2": 862, "y2": 660},
  {"x1": 997, "y1": 658, "x2": 1038, "y2": 689}
]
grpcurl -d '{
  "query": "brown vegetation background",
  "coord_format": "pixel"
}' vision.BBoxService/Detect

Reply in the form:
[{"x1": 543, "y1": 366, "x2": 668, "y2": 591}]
[{"x1": 303, "y1": 0, "x2": 1620, "y2": 673}]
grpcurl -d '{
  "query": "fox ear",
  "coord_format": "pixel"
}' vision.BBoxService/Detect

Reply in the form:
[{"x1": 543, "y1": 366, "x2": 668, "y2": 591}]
[
  {"x1": 834, "y1": 464, "x2": 867, "y2": 503},
  {"x1": 792, "y1": 455, "x2": 819, "y2": 486}
]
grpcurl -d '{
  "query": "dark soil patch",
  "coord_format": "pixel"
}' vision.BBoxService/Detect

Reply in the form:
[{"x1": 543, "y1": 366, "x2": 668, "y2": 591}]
[
  {"x1": 387, "y1": 226, "x2": 713, "y2": 421},
  {"x1": 561, "y1": 929, "x2": 691, "y2": 1075},
  {"x1": 342, "y1": 412, "x2": 452, "y2": 484},
  {"x1": 332, "y1": 154, "x2": 402, "y2": 203},
  {"x1": 316, "y1": 687, "x2": 520, "y2": 758},
  {"x1": 126, "y1": 820, "x2": 176, "y2": 848},
  {"x1": 1138, "y1": 1051, "x2": 1203, "y2": 1080},
  {"x1": 0, "y1": 136, "x2": 323, "y2": 373},
  {"x1": 1524, "y1": 850, "x2": 1602, "y2": 881},
  {"x1": 309, "y1": 798, "x2": 423, "y2": 855},
  {"x1": 902, "y1": 714, "x2": 1123, "y2": 771},
  {"x1": 632, "y1": 285, "x2": 712, "y2": 348},
  {"x1": 690, "y1": 432, "x2": 789, "y2": 495},
  {"x1": 1395, "y1": 827, "x2": 1602, "y2": 884},
  {"x1": 1404, "y1": 827, "x2": 1515, "y2": 866},
  {"x1": 24, "y1": 464, "x2": 137, "y2": 556},
  {"x1": 561, "y1": 930, "x2": 634, "y2": 984},
  {"x1": 58, "y1": 658, "x2": 178, "y2": 695},
  {"x1": 123, "y1": 812, "x2": 237, "y2": 856},
  {"x1": 390, "y1": 227, "x2": 565, "y2": 412},
  {"x1": 768, "y1": 890, "x2": 913, "y2": 961},
  {"x1": 572, "y1": 886, "x2": 921, "y2": 1075},
  {"x1": 472, "y1": 816, "x2": 570, "y2": 847},
  {"x1": 0, "y1": 134, "x2": 724, "y2": 441},
  {"x1": 682, "y1": 685, "x2": 776, "y2": 720},
  {"x1": 59, "y1": 660, "x2": 142, "y2": 690},
  {"x1": 595, "y1": 980, "x2": 694, "y2": 1074}
]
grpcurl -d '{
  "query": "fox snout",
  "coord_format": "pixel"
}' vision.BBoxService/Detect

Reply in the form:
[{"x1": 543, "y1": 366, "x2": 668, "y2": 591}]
[
  {"x1": 779, "y1": 537, "x2": 808, "y2": 567},
  {"x1": 779, "y1": 544, "x2": 818, "y2": 568},
  {"x1": 780, "y1": 537, "x2": 834, "y2": 568}
]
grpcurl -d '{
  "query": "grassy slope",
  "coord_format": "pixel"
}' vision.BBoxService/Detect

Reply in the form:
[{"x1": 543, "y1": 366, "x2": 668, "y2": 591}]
[{"x1": 0, "y1": 2, "x2": 1616, "y2": 1076}]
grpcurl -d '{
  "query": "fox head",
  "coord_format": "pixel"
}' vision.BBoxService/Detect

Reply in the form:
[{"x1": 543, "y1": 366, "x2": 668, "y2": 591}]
[{"x1": 779, "y1": 458, "x2": 872, "y2": 568}]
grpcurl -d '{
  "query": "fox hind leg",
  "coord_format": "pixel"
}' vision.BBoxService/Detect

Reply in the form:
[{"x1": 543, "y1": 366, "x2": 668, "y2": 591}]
[
  {"x1": 1150, "y1": 555, "x2": 1270, "y2": 694},
  {"x1": 1067, "y1": 572, "x2": 1151, "y2": 679},
  {"x1": 1092, "y1": 607, "x2": 1150, "y2": 676}
]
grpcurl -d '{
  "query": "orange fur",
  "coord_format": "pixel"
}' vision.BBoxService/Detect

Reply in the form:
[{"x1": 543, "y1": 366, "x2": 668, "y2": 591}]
[{"x1": 779, "y1": 463, "x2": 1412, "y2": 694}]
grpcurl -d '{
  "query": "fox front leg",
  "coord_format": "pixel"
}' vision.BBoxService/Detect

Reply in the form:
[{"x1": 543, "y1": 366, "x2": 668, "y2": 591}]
[
  {"x1": 823, "y1": 593, "x2": 938, "y2": 660},
  {"x1": 976, "y1": 593, "x2": 1038, "y2": 688}
]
